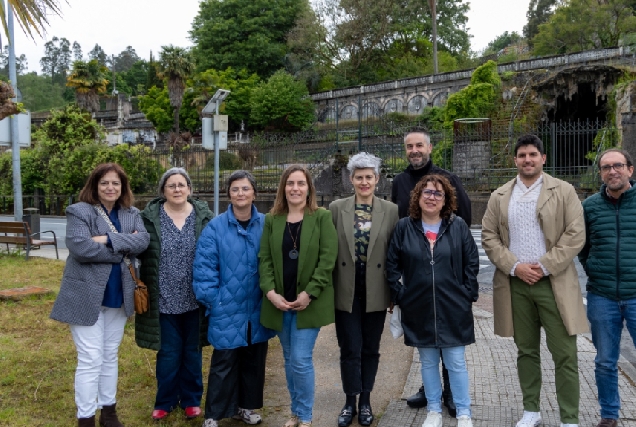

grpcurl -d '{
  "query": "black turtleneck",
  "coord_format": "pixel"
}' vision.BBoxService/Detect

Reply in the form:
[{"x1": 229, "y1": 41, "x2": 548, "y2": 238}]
[{"x1": 390, "y1": 160, "x2": 473, "y2": 226}]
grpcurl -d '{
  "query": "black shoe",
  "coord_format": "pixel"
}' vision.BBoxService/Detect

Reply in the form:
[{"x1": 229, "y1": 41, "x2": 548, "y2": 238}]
[
  {"x1": 337, "y1": 405, "x2": 356, "y2": 427},
  {"x1": 406, "y1": 385, "x2": 427, "y2": 408},
  {"x1": 442, "y1": 390, "x2": 456, "y2": 417},
  {"x1": 358, "y1": 405, "x2": 373, "y2": 426}
]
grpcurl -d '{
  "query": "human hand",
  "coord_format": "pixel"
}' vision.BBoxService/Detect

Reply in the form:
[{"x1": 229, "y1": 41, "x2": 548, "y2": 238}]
[
  {"x1": 91, "y1": 235, "x2": 108, "y2": 244},
  {"x1": 290, "y1": 291, "x2": 311, "y2": 311},
  {"x1": 267, "y1": 290, "x2": 293, "y2": 311},
  {"x1": 514, "y1": 263, "x2": 544, "y2": 285},
  {"x1": 388, "y1": 302, "x2": 395, "y2": 314}
]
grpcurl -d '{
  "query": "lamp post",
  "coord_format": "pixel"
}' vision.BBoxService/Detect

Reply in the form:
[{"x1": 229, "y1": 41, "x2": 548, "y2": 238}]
[
  {"x1": 428, "y1": 0, "x2": 438, "y2": 75},
  {"x1": 6, "y1": 2, "x2": 22, "y2": 220},
  {"x1": 202, "y1": 89, "x2": 231, "y2": 215}
]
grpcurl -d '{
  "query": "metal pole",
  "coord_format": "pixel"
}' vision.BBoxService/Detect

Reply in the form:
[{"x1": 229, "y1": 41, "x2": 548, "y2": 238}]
[
  {"x1": 8, "y1": 3, "x2": 22, "y2": 221},
  {"x1": 358, "y1": 94, "x2": 362, "y2": 151},
  {"x1": 213, "y1": 100, "x2": 220, "y2": 216}
]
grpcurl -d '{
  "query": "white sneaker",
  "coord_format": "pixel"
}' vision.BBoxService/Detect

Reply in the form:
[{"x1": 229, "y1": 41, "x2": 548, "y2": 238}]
[
  {"x1": 457, "y1": 415, "x2": 473, "y2": 427},
  {"x1": 232, "y1": 407, "x2": 262, "y2": 425},
  {"x1": 202, "y1": 419, "x2": 218, "y2": 427},
  {"x1": 422, "y1": 411, "x2": 443, "y2": 427},
  {"x1": 516, "y1": 411, "x2": 542, "y2": 427},
  {"x1": 560, "y1": 424, "x2": 578, "y2": 427}
]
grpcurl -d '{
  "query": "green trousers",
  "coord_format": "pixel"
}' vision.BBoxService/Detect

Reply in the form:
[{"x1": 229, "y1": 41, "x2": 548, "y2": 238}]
[{"x1": 510, "y1": 276, "x2": 579, "y2": 424}]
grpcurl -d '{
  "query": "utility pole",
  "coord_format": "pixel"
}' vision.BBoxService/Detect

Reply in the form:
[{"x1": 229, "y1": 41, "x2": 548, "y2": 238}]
[
  {"x1": 428, "y1": 0, "x2": 438, "y2": 75},
  {"x1": 7, "y1": 2, "x2": 22, "y2": 220}
]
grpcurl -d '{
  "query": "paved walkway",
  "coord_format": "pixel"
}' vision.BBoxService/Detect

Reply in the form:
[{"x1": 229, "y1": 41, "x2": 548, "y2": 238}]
[
  {"x1": 379, "y1": 293, "x2": 636, "y2": 427},
  {"x1": 8, "y1": 246, "x2": 636, "y2": 426}
]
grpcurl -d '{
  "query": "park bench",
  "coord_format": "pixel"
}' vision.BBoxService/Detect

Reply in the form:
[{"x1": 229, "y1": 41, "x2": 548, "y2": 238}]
[{"x1": 0, "y1": 221, "x2": 59, "y2": 260}]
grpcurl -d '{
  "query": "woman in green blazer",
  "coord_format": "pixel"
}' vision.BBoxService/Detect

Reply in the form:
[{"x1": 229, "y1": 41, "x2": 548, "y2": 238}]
[
  {"x1": 329, "y1": 153, "x2": 399, "y2": 427},
  {"x1": 259, "y1": 164, "x2": 338, "y2": 427}
]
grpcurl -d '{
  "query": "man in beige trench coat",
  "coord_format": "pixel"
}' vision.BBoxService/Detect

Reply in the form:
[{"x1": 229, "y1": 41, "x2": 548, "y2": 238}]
[{"x1": 481, "y1": 134, "x2": 588, "y2": 427}]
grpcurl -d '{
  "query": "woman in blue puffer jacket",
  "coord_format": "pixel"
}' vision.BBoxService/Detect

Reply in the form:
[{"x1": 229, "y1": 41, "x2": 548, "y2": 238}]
[{"x1": 193, "y1": 170, "x2": 275, "y2": 427}]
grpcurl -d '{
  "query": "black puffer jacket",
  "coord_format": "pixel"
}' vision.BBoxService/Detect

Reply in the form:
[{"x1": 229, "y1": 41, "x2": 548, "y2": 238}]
[
  {"x1": 391, "y1": 161, "x2": 472, "y2": 225},
  {"x1": 135, "y1": 197, "x2": 214, "y2": 350},
  {"x1": 386, "y1": 214, "x2": 479, "y2": 348}
]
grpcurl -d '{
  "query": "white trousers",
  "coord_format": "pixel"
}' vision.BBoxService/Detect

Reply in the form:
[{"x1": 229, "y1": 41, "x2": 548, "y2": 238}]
[{"x1": 70, "y1": 306, "x2": 127, "y2": 418}]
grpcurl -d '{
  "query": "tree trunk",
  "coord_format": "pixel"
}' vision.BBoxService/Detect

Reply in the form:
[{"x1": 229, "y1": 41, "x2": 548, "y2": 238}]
[{"x1": 174, "y1": 106, "x2": 180, "y2": 135}]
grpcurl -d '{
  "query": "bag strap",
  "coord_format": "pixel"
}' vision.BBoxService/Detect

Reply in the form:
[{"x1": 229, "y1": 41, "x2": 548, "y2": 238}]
[{"x1": 94, "y1": 204, "x2": 132, "y2": 268}]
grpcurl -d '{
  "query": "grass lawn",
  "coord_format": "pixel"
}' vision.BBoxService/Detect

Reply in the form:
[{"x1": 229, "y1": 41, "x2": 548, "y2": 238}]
[{"x1": 0, "y1": 255, "x2": 285, "y2": 427}]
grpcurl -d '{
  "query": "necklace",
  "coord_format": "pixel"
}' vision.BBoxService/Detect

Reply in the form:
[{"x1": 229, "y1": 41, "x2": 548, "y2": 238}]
[{"x1": 287, "y1": 220, "x2": 302, "y2": 260}]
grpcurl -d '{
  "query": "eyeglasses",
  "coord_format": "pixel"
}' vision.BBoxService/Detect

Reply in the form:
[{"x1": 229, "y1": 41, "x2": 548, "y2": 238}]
[
  {"x1": 230, "y1": 186, "x2": 253, "y2": 194},
  {"x1": 166, "y1": 183, "x2": 188, "y2": 191},
  {"x1": 599, "y1": 163, "x2": 628, "y2": 173},
  {"x1": 421, "y1": 189, "x2": 445, "y2": 201}
]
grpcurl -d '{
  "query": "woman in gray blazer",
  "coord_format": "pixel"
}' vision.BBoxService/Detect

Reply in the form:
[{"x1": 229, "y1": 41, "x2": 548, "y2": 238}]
[
  {"x1": 50, "y1": 163, "x2": 149, "y2": 427},
  {"x1": 328, "y1": 153, "x2": 399, "y2": 427}
]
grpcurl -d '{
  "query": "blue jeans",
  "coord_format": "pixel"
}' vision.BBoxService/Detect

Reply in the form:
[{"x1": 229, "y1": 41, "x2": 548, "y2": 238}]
[
  {"x1": 155, "y1": 310, "x2": 203, "y2": 411},
  {"x1": 418, "y1": 346, "x2": 471, "y2": 418},
  {"x1": 587, "y1": 292, "x2": 636, "y2": 420},
  {"x1": 277, "y1": 311, "x2": 320, "y2": 423}
]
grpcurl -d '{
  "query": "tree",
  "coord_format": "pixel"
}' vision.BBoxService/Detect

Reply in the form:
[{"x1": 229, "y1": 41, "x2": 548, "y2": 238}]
[
  {"x1": 532, "y1": 0, "x2": 636, "y2": 55},
  {"x1": 483, "y1": 31, "x2": 523, "y2": 55},
  {"x1": 66, "y1": 59, "x2": 109, "y2": 113},
  {"x1": 523, "y1": 0, "x2": 558, "y2": 46},
  {"x1": 117, "y1": 59, "x2": 149, "y2": 96},
  {"x1": 72, "y1": 41, "x2": 82, "y2": 61},
  {"x1": 88, "y1": 43, "x2": 108, "y2": 66},
  {"x1": 158, "y1": 45, "x2": 193, "y2": 134},
  {"x1": 444, "y1": 60, "x2": 501, "y2": 124},
  {"x1": 18, "y1": 71, "x2": 67, "y2": 112},
  {"x1": 138, "y1": 86, "x2": 174, "y2": 133},
  {"x1": 40, "y1": 36, "x2": 72, "y2": 85},
  {"x1": 113, "y1": 46, "x2": 140, "y2": 72},
  {"x1": 0, "y1": 45, "x2": 28, "y2": 78},
  {"x1": 190, "y1": 0, "x2": 308, "y2": 78},
  {"x1": 0, "y1": 0, "x2": 62, "y2": 41},
  {"x1": 250, "y1": 70, "x2": 314, "y2": 130},
  {"x1": 189, "y1": 67, "x2": 261, "y2": 130}
]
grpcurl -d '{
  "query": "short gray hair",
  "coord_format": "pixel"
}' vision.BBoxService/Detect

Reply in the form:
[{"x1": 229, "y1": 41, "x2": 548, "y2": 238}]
[
  {"x1": 158, "y1": 167, "x2": 192, "y2": 197},
  {"x1": 227, "y1": 170, "x2": 258, "y2": 197},
  {"x1": 347, "y1": 152, "x2": 382, "y2": 177}
]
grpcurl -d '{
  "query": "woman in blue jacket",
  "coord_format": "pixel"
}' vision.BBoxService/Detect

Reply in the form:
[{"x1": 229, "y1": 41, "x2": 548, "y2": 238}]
[{"x1": 193, "y1": 170, "x2": 275, "y2": 427}]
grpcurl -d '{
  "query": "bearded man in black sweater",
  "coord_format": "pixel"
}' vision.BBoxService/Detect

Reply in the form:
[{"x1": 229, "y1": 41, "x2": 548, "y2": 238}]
[{"x1": 391, "y1": 128, "x2": 472, "y2": 416}]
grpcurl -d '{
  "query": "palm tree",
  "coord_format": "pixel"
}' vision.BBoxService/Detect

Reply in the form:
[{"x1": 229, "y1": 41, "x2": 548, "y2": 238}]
[
  {"x1": 158, "y1": 45, "x2": 193, "y2": 134},
  {"x1": 0, "y1": 0, "x2": 63, "y2": 40},
  {"x1": 66, "y1": 59, "x2": 109, "y2": 113}
]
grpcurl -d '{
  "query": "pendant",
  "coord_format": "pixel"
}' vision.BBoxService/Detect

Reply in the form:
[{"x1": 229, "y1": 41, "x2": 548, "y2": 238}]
[{"x1": 289, "y1": 249, "x2": 299, "y2": 260}]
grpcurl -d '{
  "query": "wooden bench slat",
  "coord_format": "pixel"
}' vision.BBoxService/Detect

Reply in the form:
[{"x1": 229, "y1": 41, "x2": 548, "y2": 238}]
[{"x1": 0, "y1": 220, "x2": 59, "y2": 260}]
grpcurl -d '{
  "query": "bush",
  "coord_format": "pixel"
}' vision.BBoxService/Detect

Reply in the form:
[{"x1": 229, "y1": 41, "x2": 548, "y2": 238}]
[{"x1": 205, "y1": 151, "x2": 242, "y2": 171}]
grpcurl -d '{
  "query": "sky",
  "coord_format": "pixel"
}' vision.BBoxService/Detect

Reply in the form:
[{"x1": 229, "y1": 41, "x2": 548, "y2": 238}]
[{"x1": 9, "y1": 0, "x2": 529, "y2": 75}]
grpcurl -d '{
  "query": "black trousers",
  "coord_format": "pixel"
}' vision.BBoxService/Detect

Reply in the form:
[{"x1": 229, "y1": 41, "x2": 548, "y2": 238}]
[
  {"x1": 335, "y1": 296, "x2": 386, "y2": 396},
  {"x1": 203, "y1": 340, "x2": 268, "y2": 420}
]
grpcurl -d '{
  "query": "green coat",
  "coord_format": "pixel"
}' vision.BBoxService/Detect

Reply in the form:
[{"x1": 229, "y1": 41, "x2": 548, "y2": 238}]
[
  {"x1": 135, "y1": 197, "x2": 214, "y2": 350},
  {"x1": 259, "y1": 208, "x2": 338, "y2": 331}
]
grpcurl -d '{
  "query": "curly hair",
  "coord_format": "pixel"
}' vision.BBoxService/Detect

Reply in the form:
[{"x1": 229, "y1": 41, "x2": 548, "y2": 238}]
[{"x1": 408, "y1": 174, "x2": 457, "y2": 220}]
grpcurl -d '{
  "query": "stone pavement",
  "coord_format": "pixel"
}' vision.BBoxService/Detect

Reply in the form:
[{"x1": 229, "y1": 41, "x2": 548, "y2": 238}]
[{"x1": 379, "y1": 293, "x2": 636, "y2": 427}]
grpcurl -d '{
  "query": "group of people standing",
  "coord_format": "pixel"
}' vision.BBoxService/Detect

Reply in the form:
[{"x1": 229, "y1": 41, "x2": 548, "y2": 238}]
[{"x1": 48, "y1": 127, "x2": 635, "y2": 427}]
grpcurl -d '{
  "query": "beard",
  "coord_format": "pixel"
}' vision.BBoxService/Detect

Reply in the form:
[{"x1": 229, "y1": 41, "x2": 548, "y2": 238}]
[{"x1": 409, "y1": 153, "x2": 429, "y2": 169}]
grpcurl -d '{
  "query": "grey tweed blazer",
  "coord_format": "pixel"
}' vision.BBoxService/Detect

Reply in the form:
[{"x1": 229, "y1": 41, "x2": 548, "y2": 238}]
[{"x1": 50, "y1": 202, "x2": 150, "y2": 326}]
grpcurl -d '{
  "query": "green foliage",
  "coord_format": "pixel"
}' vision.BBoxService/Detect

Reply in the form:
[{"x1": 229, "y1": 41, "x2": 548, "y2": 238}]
[
  {"x1": 139, "y1": 86, "x2": 174, "y2": 134},
  {"x1": 0, "y1": 106, "x2": 164, "y2": 196},
  {"x1": 523, "y1": 0, "x2": 558, "y2": 45},
  {"x1": 431, "y1": 138, "x2": 453, "y2": 169},
  {"x1": 205, "y1": 151, "x2": 242, "y2": 170},
  {"x1": 444, "y1": 61, "x2": 500, "y2": 124},
  {"x1": 532, "y1": 0, "x2": 636, "y2": 55},
  {"x1": 191, "y1": 0, "x2": 307, "y2": 78},
  {"x1": 484, "y1": 31, "x2": 523, "y2": 55},
  {"x1": 189, "y1": 67, "x2": 261, "y2": 130},
  {"x1": 249, "y1": 70, "x2": 315, "y2": 130},
  {"x1": 18, "y1": 72, "x2": 68, "y2": 112}
]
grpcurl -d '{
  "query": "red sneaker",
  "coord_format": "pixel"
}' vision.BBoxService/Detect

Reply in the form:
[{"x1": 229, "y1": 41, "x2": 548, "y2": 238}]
[
  {"x1": 151, "y1": 409, "x2": 169, "y2": 420},
  {"x1": 185, "y1": 406, "x2": 202, "y2": 419}
]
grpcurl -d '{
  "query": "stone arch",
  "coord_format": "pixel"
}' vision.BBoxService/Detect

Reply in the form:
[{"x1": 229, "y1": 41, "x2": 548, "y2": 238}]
[
  {"x1": 340, "y1": 104, "x2": 359, "y2": 120},
  {"x1": 361, "y1": 102, "x2": 381, "y2": 119},
  {"x1": 407, "y1": 95, "x2": 428, "y2": 115},
  {"x1": 318, "y1": 107, "x2": 337, "y2": 123},
  {"x1": 431, "y1": 91, "x2": 449, "y2": 107},
  {"x1": 383, "y1": 98, "x2": 404, "y2": 114}
]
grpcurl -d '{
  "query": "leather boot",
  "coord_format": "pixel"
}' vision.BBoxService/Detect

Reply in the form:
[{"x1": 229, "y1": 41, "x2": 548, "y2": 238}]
[
  {"x1": 406, "y1": 385, "x2": 427, "y2": 408},
  {"x1": 441, "y1": 365, "x2": 456, "y2": 417},
  {"x1": 78, "y1": 415, "x2": 95, "y2": 427},
  {"x1": 99, "y1": 404, "x2": 124, "y2": 427}
]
